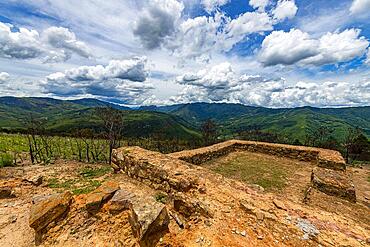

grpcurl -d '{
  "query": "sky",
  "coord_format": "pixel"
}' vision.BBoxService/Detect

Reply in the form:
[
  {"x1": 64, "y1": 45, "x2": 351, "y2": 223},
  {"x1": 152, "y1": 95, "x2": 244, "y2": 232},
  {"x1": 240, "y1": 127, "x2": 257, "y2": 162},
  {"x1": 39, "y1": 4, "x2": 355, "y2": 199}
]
[{"x1": 0, "y1": 0, "x2": 369, "y2": 108}]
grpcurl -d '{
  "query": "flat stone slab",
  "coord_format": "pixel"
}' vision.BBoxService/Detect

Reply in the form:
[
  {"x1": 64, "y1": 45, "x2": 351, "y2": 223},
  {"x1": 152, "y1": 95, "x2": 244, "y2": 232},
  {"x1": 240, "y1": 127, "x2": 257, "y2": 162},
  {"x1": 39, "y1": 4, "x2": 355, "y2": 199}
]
[
  {"x1": 109, "y1": 189, "x2": 136, "y2": 214},
  {"x1": 85, "y1": 181, "x2": 120, "y2": 214},
  {"x1": 29, "y1": 191, "x2": 72, "y2": 232},
  {"x1": 129, "y1": 197, "x2": 170, "y2": 247},
  {"x1": 311, "y1": 167, "x2": 356, "y2": 202}
]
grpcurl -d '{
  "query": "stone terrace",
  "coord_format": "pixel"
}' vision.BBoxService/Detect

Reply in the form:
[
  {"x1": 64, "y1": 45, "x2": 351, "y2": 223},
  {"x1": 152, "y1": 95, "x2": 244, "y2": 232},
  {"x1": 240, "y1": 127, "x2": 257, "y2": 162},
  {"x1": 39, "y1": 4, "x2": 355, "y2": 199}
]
[{"x1": 169, "y1": 140, "x2": 346, "y2": 171}]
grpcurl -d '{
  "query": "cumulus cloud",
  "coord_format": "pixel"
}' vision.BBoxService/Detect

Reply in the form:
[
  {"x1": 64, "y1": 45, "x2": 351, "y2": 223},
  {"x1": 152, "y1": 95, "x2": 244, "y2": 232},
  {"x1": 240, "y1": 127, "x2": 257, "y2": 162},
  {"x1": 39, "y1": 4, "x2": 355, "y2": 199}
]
[
  {"x1": 249, "y1": 0, "x2": 269, "y2": 12},
  {"x1": 259, "y1": 28, "x2": 369, "y2": 66},
  {"x1": 0, "y1": 72, "x2": 9, "y2": 83},
  {"x1": 42, "y1": 27, "x2": 91, "y2": 62},
  {"x1": 0, "y1": 22, "x2": 43, "y2": 59},
  {"x1": 133, "y1": 0, "x2": 184, "y2": 49},
  {"x1": 41, "y1": 57, "x2": 153, "y2": 104},
  {"x1": 350, "y1": 0, "x2": 370, "y2": 16},
  {"x1": 202, "y1": 0, "x2": 230, "y2": 13},
  {"x1": 173, "y1": 62, "x2": 370, "y2": 107},
  {"x1": 133, "y1": 0, "x2": 298, "y2": 59},
  {"x1": 222, "y1": 12, "x2": 273, "y2": 51},
  {"x1": 272, "y1": 0, "x2": 298, "y2": 21},
  {"x1": 0, "y1": 22, "x2": 91, "y2": 62}
]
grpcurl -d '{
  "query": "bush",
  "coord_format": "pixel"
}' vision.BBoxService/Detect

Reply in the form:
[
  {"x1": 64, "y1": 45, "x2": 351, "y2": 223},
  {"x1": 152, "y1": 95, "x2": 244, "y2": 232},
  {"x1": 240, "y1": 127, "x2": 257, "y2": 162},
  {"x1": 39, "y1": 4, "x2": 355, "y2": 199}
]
[{"x1": 0, "y1": 153, "x2": 14, "y2": 167}]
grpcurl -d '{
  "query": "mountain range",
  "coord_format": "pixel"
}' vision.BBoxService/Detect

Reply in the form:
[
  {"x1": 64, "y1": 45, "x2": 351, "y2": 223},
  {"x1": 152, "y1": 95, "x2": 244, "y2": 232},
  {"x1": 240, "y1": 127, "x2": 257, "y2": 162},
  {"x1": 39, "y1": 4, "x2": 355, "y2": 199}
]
[{"x1": 1, "y1": 97, "x2": 369, "y2": 142}]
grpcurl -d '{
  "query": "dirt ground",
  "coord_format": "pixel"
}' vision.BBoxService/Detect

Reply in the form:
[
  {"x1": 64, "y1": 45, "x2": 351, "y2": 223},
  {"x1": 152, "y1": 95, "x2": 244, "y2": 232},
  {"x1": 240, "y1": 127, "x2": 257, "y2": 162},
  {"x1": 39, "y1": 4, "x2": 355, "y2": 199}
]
[{"x1": 0, "y1": 152, "x2": 369, "y2": 247}]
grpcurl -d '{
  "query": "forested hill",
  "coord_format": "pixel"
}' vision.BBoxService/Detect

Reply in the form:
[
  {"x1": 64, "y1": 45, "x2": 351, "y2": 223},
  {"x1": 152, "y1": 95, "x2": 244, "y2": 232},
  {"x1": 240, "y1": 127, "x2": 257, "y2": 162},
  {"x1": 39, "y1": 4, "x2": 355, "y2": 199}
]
[
  {"x1": 1, "y1": 97, "x2": 369, "y2": 143},
  {"x1": 0, "y1": 97, "x2": 200, "y2": 140}
]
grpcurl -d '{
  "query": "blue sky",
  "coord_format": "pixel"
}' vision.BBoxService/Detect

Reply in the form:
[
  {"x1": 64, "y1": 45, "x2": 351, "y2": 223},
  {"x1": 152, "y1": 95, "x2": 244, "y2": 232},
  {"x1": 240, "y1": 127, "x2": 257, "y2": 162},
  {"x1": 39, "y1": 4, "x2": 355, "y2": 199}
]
[{"x1": 0, "y1": 0, "x2": 369, "y2": 107}]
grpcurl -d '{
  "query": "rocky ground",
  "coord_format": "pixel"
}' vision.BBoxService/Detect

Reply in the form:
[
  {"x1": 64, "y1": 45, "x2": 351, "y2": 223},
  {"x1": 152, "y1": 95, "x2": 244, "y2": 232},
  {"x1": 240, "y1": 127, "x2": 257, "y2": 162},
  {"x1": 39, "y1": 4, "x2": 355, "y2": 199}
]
[{"x1": 0, "y1": 152, "x2": 369, "y2": 246}]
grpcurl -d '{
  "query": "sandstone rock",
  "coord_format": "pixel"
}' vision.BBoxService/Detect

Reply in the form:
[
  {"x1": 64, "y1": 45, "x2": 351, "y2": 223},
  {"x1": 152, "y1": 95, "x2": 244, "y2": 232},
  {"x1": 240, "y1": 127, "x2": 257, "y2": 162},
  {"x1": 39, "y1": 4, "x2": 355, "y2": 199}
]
[
  {"x1": 0, "y1": 186, "x2": 15, "y2": 199},
  {"x1": 29, "y1": 191, "x2": 72, "y2": 232},
  {"x1": 85, "y1": 181, "x2": 120, "y2": 214},
  {"x1": 296, "y1": 218, "x2": 319, "y2": 240},
  {"x1": 311, "y1": 167, "x2": 356, "y2": 202},
  {"x1": 273, "y1": 199, "x2": 287, "y2": 211},
  {"x1": 23, "y1": 175, "x2": 43, "y2": 186},
  {"x1": 108, "y1": 189, "x2": 136, "y2": 214},
  {"x1": 173, "y1": 196, "x2": 213, "y2": 218},
  {"x1": 128, "y1": 197, "x2": 170, "y2": 247}
]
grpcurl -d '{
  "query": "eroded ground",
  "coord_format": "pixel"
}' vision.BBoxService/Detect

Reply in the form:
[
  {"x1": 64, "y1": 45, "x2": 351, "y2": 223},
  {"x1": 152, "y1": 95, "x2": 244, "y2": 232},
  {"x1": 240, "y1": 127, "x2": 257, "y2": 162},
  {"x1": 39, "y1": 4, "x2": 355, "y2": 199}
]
[{"x1": 0, "y1": 151, "x2": 369, "y2": 247}]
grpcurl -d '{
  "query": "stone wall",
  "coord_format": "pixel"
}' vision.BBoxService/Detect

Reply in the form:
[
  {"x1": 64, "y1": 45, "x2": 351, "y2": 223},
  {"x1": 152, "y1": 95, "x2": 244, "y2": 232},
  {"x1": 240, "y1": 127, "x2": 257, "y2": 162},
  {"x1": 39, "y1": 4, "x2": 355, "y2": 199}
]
[
  {"x1": 112, "y1": 147, "x2": 203, "y2": 194},
  {"x1": 169, "y1": 140, "x2": 346, "y2": 170}
]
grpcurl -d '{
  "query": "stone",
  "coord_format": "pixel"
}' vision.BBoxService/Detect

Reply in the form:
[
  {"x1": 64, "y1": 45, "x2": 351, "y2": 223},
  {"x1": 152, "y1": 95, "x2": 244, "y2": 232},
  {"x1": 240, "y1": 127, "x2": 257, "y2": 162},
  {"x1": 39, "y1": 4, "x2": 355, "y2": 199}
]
[
  {"x1": 240, "y1": 230, "x2": 247, "y2": 237},
  {"x1": 240, "y1": 199, "x2": 256, "y2": 214},
  {"x1": 86, "y1": 181, "x2": 120, "y2": 214},
  {"x1": 311, "y1": 167, "x2": 356, "y2": 203},
  {"x1": 128, "y1": 197, "x2": 170, "y2": 247},
  {"x1": 23, "y1": 175, "x2": 43, "y2": 186},
  {"x1": 29, "y1": 191, "x2": 72, "y2": 232},
  {"x1": 0, "y1": 186, "x2": 15, "y2": 199},
  {"x1": 296, "y1": 218, "x2": 319, "y2": 240},
  {"x1": 109, "y1": 189, "x2": 136, "y2": 214},
  {"x1": 273, "y1": 199, "x2": 287, "y2": 211}
]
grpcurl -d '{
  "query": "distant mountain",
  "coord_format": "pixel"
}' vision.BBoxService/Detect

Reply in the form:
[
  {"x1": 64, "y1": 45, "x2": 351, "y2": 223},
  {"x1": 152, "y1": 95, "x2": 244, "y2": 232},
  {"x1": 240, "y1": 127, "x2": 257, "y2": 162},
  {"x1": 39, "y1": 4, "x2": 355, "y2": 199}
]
[
  {"x1": 159, "y1": 102, "x2": 370, "y2": 141},
  {"x1": 1, "y1": 97, "x2": 369, "y2": 142},
  {"x1": 0, "y1": 97, "x2": 200, "y2": 140}
]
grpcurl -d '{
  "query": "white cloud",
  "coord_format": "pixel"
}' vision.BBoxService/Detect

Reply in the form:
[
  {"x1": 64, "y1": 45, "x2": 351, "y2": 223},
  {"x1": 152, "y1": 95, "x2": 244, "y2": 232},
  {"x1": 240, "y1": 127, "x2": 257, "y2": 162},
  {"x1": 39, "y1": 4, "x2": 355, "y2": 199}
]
[
  {"x1": 42, "y1": 27, "x2": 91, "y2": 62},
  {"x1": 223, "y1": 12, "x2": 273, "y2": 51},
  {"x1": 0, "y1": 21, "x2": 91, "y2": 62},
  {"x1": 249, "y1": 0, "x2": 269, "y2": 12},
  {"x1": 202, "y1": 0, "x2": 230, "y2": 13},
  {"x1": 350, "y1": 0, "x2": 370, "y2": 16},
  {"x1": 259, "y1": 28, "x2": 369, "y2": 66},
  {"x1": 272, "y1": 0, "x2": 298, "y2": 21},
  {"x1": 173, "y1": 62, "x2": 370, "y2": 107},
  {"x1": 259, "y1": 29, "x2": 319, "y2": 66},
  {"x1": 365, "y1": 48, "x2": 370, "y2": 65},
  {"x1": 41, "y1": 57, "x2": 153, "y2": 104},
  {"x1": 133, "y1": 0, "x2": 184, "y2": 49},
  {"x1": 0, "y1": 72, "x2": 9, "y2": 83}
]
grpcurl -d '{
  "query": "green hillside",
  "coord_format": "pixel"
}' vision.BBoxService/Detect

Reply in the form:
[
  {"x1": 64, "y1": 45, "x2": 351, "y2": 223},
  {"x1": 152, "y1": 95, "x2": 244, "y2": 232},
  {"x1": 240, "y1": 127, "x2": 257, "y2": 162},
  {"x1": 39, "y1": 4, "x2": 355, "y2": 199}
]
[
  {"x1": 165, "y1": 103, "x2": 370, "y2": 142},
  {"x1": 0, "y1": 97, "x2": 200, "y2": 140}
]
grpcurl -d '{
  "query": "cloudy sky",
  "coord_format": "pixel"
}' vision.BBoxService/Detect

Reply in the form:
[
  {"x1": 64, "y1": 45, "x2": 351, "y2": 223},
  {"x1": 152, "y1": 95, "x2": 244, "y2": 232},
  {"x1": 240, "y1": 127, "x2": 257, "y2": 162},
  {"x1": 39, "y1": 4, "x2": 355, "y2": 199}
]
[{"x1": 0, "y1": 0, "x2": 369, "y2": 108}]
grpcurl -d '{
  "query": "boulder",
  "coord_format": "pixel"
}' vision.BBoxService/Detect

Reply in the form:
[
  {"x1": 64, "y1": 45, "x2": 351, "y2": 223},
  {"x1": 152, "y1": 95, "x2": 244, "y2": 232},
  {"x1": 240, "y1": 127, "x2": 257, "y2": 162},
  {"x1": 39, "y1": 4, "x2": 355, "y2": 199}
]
[
  {"x1": 108, "y1": 189, "x2": 136, "y2": 214},
  {"x1": 23, "y1": 175, "x2": 43, "y2": 186},
  {"x1": 85, "y1": 181, "x2": 120, "y2": 214},
  {"x1": 128, "y1": 198, "x2": 170, "y2": 247},
  {"x1": 0, "y1": 186, "x2": 15, "y2": 199},
  {"x1": 311, "y1": 167, "x2": 356, "y2": 202},
  {"x1": 29, "y1": 191, "x2": 72, "y2": 232}
]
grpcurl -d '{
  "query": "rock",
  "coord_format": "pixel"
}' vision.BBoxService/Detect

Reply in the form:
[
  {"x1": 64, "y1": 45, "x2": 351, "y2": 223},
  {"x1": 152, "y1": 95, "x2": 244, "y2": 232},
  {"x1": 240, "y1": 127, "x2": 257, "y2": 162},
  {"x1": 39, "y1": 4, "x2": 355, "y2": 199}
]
[
  {"x1": 8, "y1": 215, "x2": 17, "y2": 223},
  {"x1": 255, "y1": 210, "x2": 265, "y2": 221},
  {"x1": 240, "y1": 199, "x2": 255, "y2": 214},
  {"x1": 311, "y1": 167, "x2": 356, "y2": 203},
  {"x1": 296, "y1": 218, "x2": 319, "y2": 240},
  {"x1": 85, "y1": 180, "x2": 120, "y2": 214},
  {"x1": 250, "y1": 184, "x2": 265, "y2": 193},
  {"x1": 0, "y1": 186, "x2": 15, "y2": 199},
  {"x1": 173, "y1": 196, "x2": 213, "y2": 218},
  {"x1": 108, "y1": 189, "x2": 136, "y2": 214},
  {"x1": 128, "y1": 197, "x2": 170, "y2": 247},
  {"x1": 273, "y1": 199, "x2": 287, "y2": 211},
  {"x1": 29, "y1": 191, "x2": 72, "y2": 232},
  {"x1": 240, "y1": 230, "x2": 247, "y2": 237},
  {"x1": 23, "y1": 175, "x2": 43, "y2": 186}
]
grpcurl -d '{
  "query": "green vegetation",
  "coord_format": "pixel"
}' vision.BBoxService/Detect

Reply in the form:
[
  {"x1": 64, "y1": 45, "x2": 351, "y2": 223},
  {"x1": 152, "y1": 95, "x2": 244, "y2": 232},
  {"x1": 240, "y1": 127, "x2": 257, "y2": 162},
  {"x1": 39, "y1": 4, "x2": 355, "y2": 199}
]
[
  {"x1": 0, "y1": 153, "x2": 13, "y2": 167},
  {"x1": 154, "y1": 192, "x2": 168, "y2": 204},
  {"x1": 46, "y1": 166, "x2": 111, "y2": 195},
  {"x1": 204, "y1": 152, "x2": 294, "y2": 192}
]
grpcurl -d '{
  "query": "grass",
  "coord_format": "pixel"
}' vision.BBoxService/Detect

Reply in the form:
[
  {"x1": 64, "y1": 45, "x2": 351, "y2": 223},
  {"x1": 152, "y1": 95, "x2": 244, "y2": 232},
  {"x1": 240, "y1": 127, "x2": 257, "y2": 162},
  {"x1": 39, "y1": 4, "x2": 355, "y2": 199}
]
[
  {"x1": 47, "y1": 166, "x2": 111, "y2": 195},
  {"x1": 204, "y1": 152, "x2": 294, "y2": 192},
  {"x1": 0, "y1": 153, "x2": 14, "y2": 167}
]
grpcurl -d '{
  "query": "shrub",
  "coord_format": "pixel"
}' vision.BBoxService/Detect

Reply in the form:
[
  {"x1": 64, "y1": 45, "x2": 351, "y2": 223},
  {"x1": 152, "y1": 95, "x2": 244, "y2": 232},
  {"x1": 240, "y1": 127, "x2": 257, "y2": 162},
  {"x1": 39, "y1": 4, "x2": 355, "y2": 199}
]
[{"x1": 0, "y1": 153, "x2": 14, "y2": 167}]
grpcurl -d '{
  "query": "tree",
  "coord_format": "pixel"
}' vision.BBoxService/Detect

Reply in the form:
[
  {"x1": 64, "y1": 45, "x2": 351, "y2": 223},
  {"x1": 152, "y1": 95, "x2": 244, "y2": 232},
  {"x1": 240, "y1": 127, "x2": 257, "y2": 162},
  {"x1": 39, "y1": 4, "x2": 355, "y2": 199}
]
[
  {"x1": 305, "y1": 125, "x2": 339, "y2": 150},
  {"x1": 343, "y1": 127, "x2": 362, "y2": 163},
  {"x1": 96, "y1": 107, "x2": 124, "y2": 165},
  {"x1": 201, "y1": 119, "x2": 217, "y2": 145}
]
